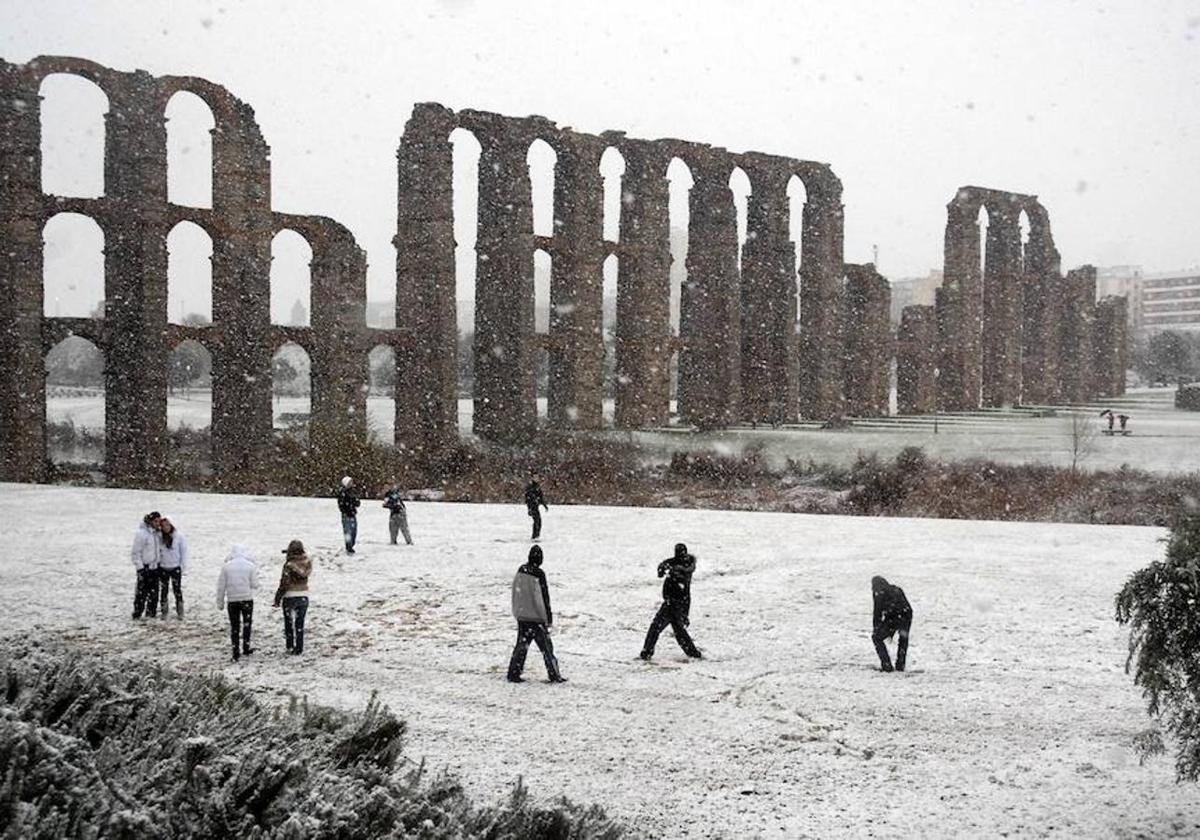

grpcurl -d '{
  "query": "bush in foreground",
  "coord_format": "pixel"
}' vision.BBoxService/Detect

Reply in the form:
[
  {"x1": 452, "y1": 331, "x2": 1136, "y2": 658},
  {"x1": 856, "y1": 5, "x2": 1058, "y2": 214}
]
[
  {"x1": 1115, "y1": 510, "x2": 1200, "y2": 782},
  {"x1": 0, "y1": 639, "x2": 623, "y2": 839}
]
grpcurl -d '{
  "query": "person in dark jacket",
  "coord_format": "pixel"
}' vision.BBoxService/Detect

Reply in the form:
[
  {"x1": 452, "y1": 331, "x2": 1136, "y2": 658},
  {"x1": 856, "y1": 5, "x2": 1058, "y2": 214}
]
[
  {"x1": 382, "y1": 483, "x2": 412, "y2": 545},
  {"x1": 506, "y1": 545, "x2": 565, "y2": 683},
  {"x1": 336, "y1": 476, "x2": 360, "y2": 554},
  {"x1": 871, "y1": 575, "x2": 913, "y2": 672},
  {"x1": 273, "y1": 539, "x2": 312, "y2": 655},
  {"x1": 640, "y1": 542, "x2": 703, "y2": 661},
  {"x1": 524, "y1": 475, "x2": 548, "y2": 540}
]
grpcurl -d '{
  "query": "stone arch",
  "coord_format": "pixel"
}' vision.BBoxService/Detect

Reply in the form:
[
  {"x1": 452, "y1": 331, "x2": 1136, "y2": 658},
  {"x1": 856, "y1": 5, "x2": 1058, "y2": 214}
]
[
  {"x1": 167, "y1": 220, "x2": 212, "y2": 325},
  {"x1": 600, "y1": 146, "x2": 626, "y2": 243},
  {"x1": 270, "y1": 229, "x2": 313, "y2": 326},
  {"x1": 728, "y1": 166, "x2": 751, "y2": 268},
  {"x1": 271, "y1": 341, "x2": 312, "y2": 435},
  {"x1": 42, "y1": 212, "x2": 104, "y2": 318},
  {"x1": 602, "y1": 252, "x2": 620, "y2": 419},
  {"x1": 786, "y1": 174, "x2": 807, "y2": 320},
  {"x1": 165, "y1": 90, "x2": 215, "y2": 208},
  {"x1": 449, "y1": 126, "x2": 481, "y2": 319},
  {"x1": 666, "y1": 156, "x2": 693, "y2": 337},
  {"x1": 44, "y1": 334, "x2": 105, "y2": 467},
  {"x1": 527, "y1": 137, "x2": 556, "y2": 238},
  {"x1": 38, "y1": 73, "x2": 108, "y2": 198},
  {"x1": 367, "y1": 343, "x2": 397, "y2": 444}
]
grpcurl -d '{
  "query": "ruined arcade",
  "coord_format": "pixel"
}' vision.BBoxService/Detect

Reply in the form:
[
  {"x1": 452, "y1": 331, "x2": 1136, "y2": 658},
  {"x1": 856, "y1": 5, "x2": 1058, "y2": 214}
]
[{"x1": 0, "y1": 56, "x2": 1128, "y2": 488}]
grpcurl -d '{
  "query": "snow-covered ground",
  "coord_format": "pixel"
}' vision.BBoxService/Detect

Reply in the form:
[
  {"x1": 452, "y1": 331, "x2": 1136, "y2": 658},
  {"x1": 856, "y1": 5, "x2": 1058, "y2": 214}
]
[
  {"x1": 46, "y1": 387, "x2": 1200, "y2": 474},
  {"x1": 0, "y1": 482, "x2": 1195, "y2": 838}
]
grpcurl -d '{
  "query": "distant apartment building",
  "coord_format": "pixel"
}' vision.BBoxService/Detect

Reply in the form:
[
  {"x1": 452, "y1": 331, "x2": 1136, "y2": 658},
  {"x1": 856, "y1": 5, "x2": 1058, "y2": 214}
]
[
  {"x1": 888, "y1": 270, "x2": 943, "y2": 324},
  {"x1": 1096, "y1": 266, "x2": 1200, "y2": 335}
]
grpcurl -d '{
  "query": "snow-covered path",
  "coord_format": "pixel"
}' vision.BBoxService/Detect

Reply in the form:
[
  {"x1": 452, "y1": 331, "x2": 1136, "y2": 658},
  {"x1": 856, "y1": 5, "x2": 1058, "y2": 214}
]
[{"x1": 0, "y1": 483, "x2": 1195, "y2": 838}]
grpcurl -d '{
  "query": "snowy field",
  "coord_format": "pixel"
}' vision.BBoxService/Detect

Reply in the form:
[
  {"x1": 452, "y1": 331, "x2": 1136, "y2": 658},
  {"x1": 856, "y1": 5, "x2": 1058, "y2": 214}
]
[
  {"x1": 45, "y1": 387, "x2": 1200, "y2": 474},
  {"x1": 0, "y1": 482, "x2": 1196, "y2": 838}
]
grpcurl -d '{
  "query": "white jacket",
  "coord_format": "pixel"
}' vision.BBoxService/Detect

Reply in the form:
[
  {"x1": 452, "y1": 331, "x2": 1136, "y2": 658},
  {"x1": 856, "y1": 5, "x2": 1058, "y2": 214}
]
[
  {"x1": 131, "y1": 524, "x2": 160, "y2": 569},
  {"x1": 215, "y1": 545, "x2": 259, "y2": 608},
  {"x1": 158, "y1": 531, "x2": 189, "y2": 572}
]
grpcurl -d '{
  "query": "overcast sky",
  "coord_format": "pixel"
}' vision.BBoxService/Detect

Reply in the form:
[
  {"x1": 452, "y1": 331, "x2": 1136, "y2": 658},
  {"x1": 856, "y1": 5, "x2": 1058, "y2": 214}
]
[{"x1": 5, "y1": 0, "x2": 1199, "y2": 322}]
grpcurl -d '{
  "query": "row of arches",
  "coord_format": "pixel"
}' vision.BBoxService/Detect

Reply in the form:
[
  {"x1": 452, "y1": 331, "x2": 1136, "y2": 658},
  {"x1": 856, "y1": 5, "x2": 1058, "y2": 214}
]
[
  {"x1": 446, "y1": 126, "x2": 811, "y2": 427},
  {"x1": 39, "y1": 73, "x2": 215, "y2": 207},
  {"x1": 41, "y1": 212, "x2": 315, "y2": 326},
  {"x1": 43, "y1": 336, "x2": 403, "y2": 468}
]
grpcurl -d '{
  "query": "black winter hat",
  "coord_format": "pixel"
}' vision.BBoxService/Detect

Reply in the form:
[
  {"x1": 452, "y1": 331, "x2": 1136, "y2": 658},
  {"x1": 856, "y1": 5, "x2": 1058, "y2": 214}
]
[
  {"x1": 528, "y1": 545, "x2": 543, "y2": 565},
  {"x1": 674, "y1": 542, "x2": 688, "y2": 558}
]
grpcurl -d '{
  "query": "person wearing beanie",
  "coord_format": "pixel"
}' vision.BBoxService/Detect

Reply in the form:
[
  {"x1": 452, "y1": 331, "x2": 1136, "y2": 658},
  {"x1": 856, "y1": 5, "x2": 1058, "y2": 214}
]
[
  {"x1": 506, "y1": 545, "x2": 565, "y2": 683},
  {"x1": 130, "y1": 511, "x2": 162, "y2": 619},
  {"x1": 273, "y1": 540, "x2": 312, "y2": 655},
  {"x1": 155, "y1": 515, "x2": 189, "y2": 620},
  {"x1": 336, "y1": 476, "x2": 361, "y2": 555},
  {"x1": 871, "y1": 575, "x2": 913, "y2": 672},
  {"x1": 524, "y1": 474, "x2": 548, "y2": 541},
  {"x1": 382, "y1": 481, "x2": 412, "y2": 546},
  {"x1": 640, "y1": 542, "x2": 703, "y2": 661}
]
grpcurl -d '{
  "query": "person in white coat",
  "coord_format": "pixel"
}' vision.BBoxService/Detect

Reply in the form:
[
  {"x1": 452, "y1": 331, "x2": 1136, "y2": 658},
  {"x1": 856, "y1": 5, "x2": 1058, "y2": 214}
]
[
  {"x1": 130, "y1": 511, "x2": 162, "y2": 619},
  {"x1": 215, "y1": 544, "x2": 259, "y2": 662},
  {"x1": 156, "y1": 515, "x2": 188, "y2": 620}
]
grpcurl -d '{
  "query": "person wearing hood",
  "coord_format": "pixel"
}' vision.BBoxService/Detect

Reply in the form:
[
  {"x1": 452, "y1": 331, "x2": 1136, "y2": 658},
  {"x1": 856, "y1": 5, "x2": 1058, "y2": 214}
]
[
  {"x1": 871, "y1": 575, "x2": 913, "y2": 672},
  {"x1": 215, "y1": 544, "x2": 260, "y2": 662},
  {"x1": 155, "y1": 515, "x2": 188, "y2": 620},
  {"x1": 130, "y1": 511, "x2": 162, "y2": 619},
  {"x1": 273, "y1": 540, "x2": 312, "y2": 655},
  {"x1": 337, "y1": 476, "x2": 361, "y2": 555},
  {"x1": 506, "y1": 545, "x2": 566, "y2": 683},
  {"x1": 640, "y1": 542, "x2": 703, "y2": 661}
]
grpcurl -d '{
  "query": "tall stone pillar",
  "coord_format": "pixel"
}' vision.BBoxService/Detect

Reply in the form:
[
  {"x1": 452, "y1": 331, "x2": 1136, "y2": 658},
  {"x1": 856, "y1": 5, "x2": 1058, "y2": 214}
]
[
  {"x1": 395, "y1": 103, "x2": 458, "y2": 457},
  {"x1": 739, "y1": 154, "x2": 797, "y2": 424},
  {"x1": 678, "y1": 146, "x2": 741, "y2": 429},
  {"x1": 843, "y1": 263, "x2": 892, "y2": 417},
  {"x1": 469, "y1": 112, "x2": 538, "y2": 442},
  {"x1": 896, "y1": 305, "x2": 937, "y2": 414},
  {"x1": 0, "y1": 62, "x2": 47, "y2": 482},
  {"x1": 1093, "y1": 295, "x2": 1127, "y2": 398},
  {"x1": 1057, "y1": 266, "x2": 1097, "y2": 403},
  {"x1": 981, "y1": 203, "x2": 1023, "y2": 407},
  {"x1": 208, "y1": 88, "x2": 274, "y2": 479},
  {"x1": 614, "y1": 140, "x2": 672, "y2": 429},
  {"x1": 308, "y1": 220, "x2": 369, "y2": 449},
  {"x1": 937, "y1": 199, "x2": 983, "y2": 410},
  {"x1": 1020, "y1": 211, "x2": 1062, "y2": 404},
  {"x1": 547, "y1": 131, "x2": 606, "y2": 429},
  {"x1": 103, "y1": 76, "x2": 170, "y2": 483},
  {"x1": 796, "y1": 168, "x2": 845, "y2": 419}
]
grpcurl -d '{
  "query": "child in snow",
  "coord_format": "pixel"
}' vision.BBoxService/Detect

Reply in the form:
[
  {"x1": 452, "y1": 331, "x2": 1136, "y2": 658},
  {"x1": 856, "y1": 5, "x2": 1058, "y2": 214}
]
[
  {"x1": 156, "y1": 515, "x2": 188, "y2": 619},
  {"x1": 130, "y1": 511, "x2": 161, "y2": 619},
  {"x1": 215, "y1": 544, "x2": 260, "y2": 662},
  {"x1": 507, "y1": 545, "x2": 565, "y2": 683},
  {"x1": 640, "y1": 542, "x2": 703, "y2": 661},
  {"x1": 273, "y1": 540, "x2": 311, "y2": 655},
  {"x1": 871, "y1": 575, "x2": 912, "y2": 672}
]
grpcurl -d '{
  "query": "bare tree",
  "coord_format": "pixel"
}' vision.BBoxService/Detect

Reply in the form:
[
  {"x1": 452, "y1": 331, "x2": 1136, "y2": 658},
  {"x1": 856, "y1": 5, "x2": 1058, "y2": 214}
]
[{"x1": 1065, "y1": 411, "x2": 1099, "y2": 473}]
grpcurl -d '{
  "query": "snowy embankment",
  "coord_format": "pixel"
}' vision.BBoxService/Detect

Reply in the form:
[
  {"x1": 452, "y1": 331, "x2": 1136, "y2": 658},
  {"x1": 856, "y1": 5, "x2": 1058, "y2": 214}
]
[{"x1": 0, "y1": 482, "x2": 1195, "y2": 838}]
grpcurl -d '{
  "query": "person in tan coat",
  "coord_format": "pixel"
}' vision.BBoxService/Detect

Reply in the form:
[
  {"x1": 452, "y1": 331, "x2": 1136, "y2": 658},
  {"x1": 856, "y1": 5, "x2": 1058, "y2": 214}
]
[{"x1": 273, "y1": 539, "x2": 312, "y2": 655}]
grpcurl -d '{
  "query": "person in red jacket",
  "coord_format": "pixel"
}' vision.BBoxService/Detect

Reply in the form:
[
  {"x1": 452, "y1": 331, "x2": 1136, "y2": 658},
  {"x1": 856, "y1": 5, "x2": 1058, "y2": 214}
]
[{"x1": 506, "y1": 545, "x2": 565, "y2": 684}]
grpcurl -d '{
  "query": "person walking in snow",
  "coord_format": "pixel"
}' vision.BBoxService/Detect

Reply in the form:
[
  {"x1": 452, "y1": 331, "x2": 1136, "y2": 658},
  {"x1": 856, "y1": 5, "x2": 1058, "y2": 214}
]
[
  {"x1": 382, "y1": 483, "x2": 412, "y2": 546},
  {"x1": 640, "y1": 542, "x2": 703, "y2": 661},
  {"x1": 524, "y1": 474, "x2": 548, "y2": 541},
  {"x1": 130, "y1": 511, "x2": 162, "y2": 619},
  {"x1": 337, "y1": 476, "x2": 361, "y2": 554},
  {"x1": 273, "y1": 539, "x2": 311, "y2": 655},
  {"x1": 871, "y1": 575, "x2": 912, "y2": 672},
  {"x1": 507, "y1": 545, "x2": 565, "y2": 683},
  {"x1": 155, "y1": 515, "x2": 188, "y2": 619},
  {"x1": 215, "y1": 544, "x2": 259, "y2": 662}
]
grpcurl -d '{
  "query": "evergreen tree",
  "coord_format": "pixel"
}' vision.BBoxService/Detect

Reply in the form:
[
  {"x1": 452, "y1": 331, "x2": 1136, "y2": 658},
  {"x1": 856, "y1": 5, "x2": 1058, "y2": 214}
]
[{"x1": 1115, "y1": 511, "x2": 1200, "y2": 781}]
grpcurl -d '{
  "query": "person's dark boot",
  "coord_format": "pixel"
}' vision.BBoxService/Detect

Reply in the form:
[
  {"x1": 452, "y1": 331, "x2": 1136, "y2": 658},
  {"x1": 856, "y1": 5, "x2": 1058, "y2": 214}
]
[
  {"x1": 639, "y1": 650, "x2": 653, "y2": 661},
  {"x1": 880, "y1": 660, "x2": 894, "y2": 672},
  {"x1": 549, "y1": 675, "x2": 567, "y2": 683},
  {"x1": 506, "y1": 675, "x2": 525, "y2": 683},
  {"x1": 688, "y1": 650, "x2": 703, "y2": 660}
]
